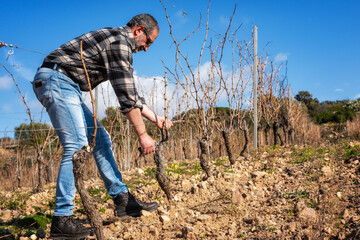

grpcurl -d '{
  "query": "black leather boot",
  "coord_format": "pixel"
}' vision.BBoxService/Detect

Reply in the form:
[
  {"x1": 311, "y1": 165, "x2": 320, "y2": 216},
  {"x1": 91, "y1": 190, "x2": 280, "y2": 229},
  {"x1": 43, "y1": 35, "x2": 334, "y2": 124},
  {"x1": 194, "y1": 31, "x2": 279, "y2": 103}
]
[
  {"x1": 114, "y1": 192, "x2": 159, "y2": 220},
  {"x1": 50, "y1": 215, "x2": 92, "y2": 239}
]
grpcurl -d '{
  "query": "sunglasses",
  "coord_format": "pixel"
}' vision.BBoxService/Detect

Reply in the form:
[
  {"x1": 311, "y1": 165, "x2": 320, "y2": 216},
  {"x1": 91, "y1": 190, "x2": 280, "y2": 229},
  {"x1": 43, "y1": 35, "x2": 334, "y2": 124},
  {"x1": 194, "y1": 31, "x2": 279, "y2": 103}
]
[{"x1": 142, "y1": 28, "x2": 153, "y2": 47}]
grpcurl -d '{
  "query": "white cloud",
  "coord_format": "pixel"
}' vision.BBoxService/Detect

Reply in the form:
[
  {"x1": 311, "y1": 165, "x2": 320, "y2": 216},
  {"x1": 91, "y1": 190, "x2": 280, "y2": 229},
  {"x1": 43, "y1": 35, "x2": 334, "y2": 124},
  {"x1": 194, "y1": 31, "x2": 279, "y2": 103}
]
[
  {"x1": 182, "y1": 61, "x2": 253, "y2": 110},
  {"x1": 28, "y1": 98, "x2": 45, "y2": 113},
  {"x1": 8, "y1": 57, "x2": 36, "y2": 81},
  {"x1": 274, "y1": 53, "x2": 289, "y2": 63},
  {"x1": 135, "y1": 73, "x2": 186, "y2": 117},
  {"x1": 355, "y1": 93, "x2": 360, "y2": 99},
  {"x1": 16, "y1": 67, "x2": 35, "y2": 81},
  {"x1": 219, "y1": 16, "x2": 229, "y2": 25},
  {"x1": 135, "y1": 75, "x2": 166, "y2": 114},
  {"x1": 335, "y1": 88, "x2": 343, "y2": 92},
  {"x1": 0, "y1": 103, "x2": 13, "y2": 112},
  {"x1": 82, "y1": 73, "x2": 180, "y2": 120},
  {"x1": 175, "y1": 10, "x2": 189, "y2": 24},
  {"x1": 82, "y1": 62, "x2": 254, "y2": 121},
  {"x1": 83, "y1": 82, "x2": 118, "y2": 120},
  {"x1": 0, "y1": 75, "x2": 12, "y2": 89}
]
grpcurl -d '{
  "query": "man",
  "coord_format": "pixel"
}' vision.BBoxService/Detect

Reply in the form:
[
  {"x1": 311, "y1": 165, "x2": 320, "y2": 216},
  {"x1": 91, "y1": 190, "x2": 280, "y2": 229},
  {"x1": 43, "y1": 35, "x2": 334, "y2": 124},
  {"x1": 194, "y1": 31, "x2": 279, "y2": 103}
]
[{"x1": 32, "y1": 14, "x2": 172, "y2": 239}]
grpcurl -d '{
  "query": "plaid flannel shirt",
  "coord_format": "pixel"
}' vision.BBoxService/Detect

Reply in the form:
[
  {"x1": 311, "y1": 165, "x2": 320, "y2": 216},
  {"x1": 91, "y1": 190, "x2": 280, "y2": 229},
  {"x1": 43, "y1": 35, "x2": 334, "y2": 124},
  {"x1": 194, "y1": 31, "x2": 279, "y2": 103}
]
[{"x1": 43, "y1": 26, "x2": 145, "y2": 113}]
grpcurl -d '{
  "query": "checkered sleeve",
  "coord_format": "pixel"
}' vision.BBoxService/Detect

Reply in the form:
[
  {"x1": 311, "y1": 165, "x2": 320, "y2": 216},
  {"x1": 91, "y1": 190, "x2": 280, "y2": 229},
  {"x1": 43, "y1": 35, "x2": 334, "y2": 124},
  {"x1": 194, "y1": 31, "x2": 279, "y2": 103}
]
[{"x1": 106, "y1": 40, "x2": 145, "y2": 114}]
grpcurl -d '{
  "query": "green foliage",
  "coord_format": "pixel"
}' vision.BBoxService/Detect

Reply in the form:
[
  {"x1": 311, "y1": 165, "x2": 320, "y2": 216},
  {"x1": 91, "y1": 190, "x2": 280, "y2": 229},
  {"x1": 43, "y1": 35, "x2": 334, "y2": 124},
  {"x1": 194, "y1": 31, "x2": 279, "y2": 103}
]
[
  {"x1": 284, "y1": 190, "x2": 310, "y2": 199},
  {"x1": 87, "y1": 187, "x2": 104, "y2": 199},
  {"x1": 1, "y1": 192, "x2": 31, "y2": 210},
  {"x1": 224, "y1": 168, "x2": 235, "y2": 173},
  {"x1": 308, "y1": 199, "x2": 316, "y2": 208},
  {"x1": 296, "y1": 190, "x2": 310, "y2": 199},
  {"x1": 172, "y1": 108, "x2": 199, "y2": 122},
  {"x1": 295, "y1": 91, "x2": 317, "y2": 106},
  {"x1": 20, "y1": 213, "x2": 51, "y2": 229},
  {"x1": 294, "y1": 91, "x2": 356, "y2": 124},
  {"x1": 131, "y1": 180, "x2": 147, "y2": 185},
  {"x1": 165, "y1": 162, "x2": 203, "y2": 175},
  {"x1": 14, "y1": 122, "x2": 53, "y2": 147},
  {"x1": 214, "y1": 107, "x2": 231, "y2": 118},
  {"x1": 214, "y1": 158, "x2": 227, "y2": 166},
  {"x1": 47, "y1": 198, "x2": 55, "y2": 210},
  {"x1": 292, "y1": 147, "x2": 316, "y2": 164},
  {"x1": 101, "y1": 193, "x2": 112, "y2": 204},
  {"x1": 122, "y1": 180, "x2": 133, "y2": 189},
  {"x1": 345, "y1": 98, "x2": 360, "y2": 112},
  {"x1": 23, "y1": 229, "x2": 37, "y2": 238},
  {"x1": 179, "y1": 162, "x2": 189, "y2": 167},
  {"x1": 269, "y1": 227, "x2": 277, "y2": 232},
  {"x1": 291, "y1": 146, "x2": 330, "y2": 164},
  {"x1": 270, "y1": 145, "x2": 280, "y2": 150},
  {"x1": 199, "y1": 233, "x2": 208, "y2": 238},
  {"x1": 213, "y1": 107, "x2": 232, "y2": 125},
  {"x1": 5, "y1": 199, "x2": 23, "y2": 210},
  {"x1": 343, "y1": 144, "x2": 360, "y2": 158},
  {"x1": 173, "y1": 107, "x2": 248, "y2": 130},
  {"x1": 144, "y1": 167, "x2": 156, "y2": 178},
  {"x1": 75, "y1": 208, "x2": 86, "y2": 214},
  {"x1": 315, "y1": 101, "x2": 356, "y2": 124},
  {"x1": 100, "y1": 107, "x2": 126, "y2": 127},
  {"x1": 193, "y1": 163, "x2": 203, "y2": 171},
  {"x1": 166, "y1": 164, "x2": 186, "y2": 175},
  {"x1": 0, "y1": 213, "x2": 52, "y2": 238},
  {"x1": 86, "y1": 187, "x2": 112, "y2": 203}
]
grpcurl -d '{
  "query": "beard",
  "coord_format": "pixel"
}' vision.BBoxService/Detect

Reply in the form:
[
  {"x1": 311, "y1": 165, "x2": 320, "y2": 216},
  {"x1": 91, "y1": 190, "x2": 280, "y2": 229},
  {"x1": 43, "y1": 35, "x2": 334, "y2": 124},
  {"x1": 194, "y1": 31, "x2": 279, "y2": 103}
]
[{"x1": 134, "y1": 33, "x2": 146, "y2": 53}]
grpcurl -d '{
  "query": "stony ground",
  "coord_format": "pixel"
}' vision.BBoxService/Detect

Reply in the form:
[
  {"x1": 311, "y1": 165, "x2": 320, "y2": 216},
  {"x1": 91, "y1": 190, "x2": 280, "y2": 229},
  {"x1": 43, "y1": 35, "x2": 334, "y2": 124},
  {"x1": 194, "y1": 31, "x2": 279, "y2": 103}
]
[{"x1": 1, "y1": 140, "x2": 360, "y2": 239}]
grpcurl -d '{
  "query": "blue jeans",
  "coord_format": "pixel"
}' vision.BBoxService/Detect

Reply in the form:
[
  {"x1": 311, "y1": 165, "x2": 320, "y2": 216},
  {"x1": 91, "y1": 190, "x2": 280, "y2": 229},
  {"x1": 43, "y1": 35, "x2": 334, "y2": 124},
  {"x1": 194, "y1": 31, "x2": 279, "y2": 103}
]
[{"x1": 32, "y1": 68, "x2": 128, "y2": 216}]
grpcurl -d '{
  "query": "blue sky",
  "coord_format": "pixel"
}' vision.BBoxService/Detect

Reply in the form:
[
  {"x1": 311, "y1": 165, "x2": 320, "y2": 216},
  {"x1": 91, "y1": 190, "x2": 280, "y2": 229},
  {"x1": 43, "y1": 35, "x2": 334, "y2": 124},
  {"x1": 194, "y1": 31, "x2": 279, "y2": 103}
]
[{"x1": 0, "y1": 0, "x2": 359, "y2": 137}]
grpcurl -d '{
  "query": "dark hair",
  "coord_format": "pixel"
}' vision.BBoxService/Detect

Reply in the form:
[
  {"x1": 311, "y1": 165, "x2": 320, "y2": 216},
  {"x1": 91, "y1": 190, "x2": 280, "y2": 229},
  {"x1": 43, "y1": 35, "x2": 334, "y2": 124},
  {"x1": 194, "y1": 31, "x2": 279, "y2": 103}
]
[{"x1": 127, "y1": 14, "x2": 159, "y2": 34}]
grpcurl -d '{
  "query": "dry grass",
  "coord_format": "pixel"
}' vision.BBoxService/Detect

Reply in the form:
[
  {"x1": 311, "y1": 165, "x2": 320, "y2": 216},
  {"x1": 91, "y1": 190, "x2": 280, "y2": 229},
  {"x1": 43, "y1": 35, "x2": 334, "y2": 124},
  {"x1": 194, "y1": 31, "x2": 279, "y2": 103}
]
[{"x1": 347, "y1": 114, "x2": 360, "y2": 139}]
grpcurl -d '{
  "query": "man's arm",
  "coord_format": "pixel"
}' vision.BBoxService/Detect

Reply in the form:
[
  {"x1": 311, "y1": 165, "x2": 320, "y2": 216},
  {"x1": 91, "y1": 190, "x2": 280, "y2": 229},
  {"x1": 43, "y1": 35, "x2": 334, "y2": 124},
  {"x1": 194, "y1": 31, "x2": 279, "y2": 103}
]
[
  {"x1": 141, "y1": 105, "x2": 173, "y2": 129},
  {"x1": 125, "y1": 108, "x2": 155, "y2": 155},
  {"x1": 125, "y1": 106, "x2": 173, "y2": 155}
]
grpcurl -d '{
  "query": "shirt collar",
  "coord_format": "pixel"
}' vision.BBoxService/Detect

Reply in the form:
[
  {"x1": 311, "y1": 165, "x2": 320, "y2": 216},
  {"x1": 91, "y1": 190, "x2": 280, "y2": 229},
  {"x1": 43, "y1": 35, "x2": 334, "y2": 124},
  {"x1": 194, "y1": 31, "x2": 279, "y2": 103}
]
[{"x1": 123, "y1": 26, "x2": 136, "y2": 52}]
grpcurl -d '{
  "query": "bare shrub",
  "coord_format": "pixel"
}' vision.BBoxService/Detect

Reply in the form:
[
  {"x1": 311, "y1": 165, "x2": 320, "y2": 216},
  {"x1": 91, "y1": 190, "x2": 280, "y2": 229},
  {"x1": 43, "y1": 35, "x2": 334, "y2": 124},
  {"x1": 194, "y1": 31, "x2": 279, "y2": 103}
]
[{"x1": 347, "y1": 114, "x2": 360, "y2": 139}]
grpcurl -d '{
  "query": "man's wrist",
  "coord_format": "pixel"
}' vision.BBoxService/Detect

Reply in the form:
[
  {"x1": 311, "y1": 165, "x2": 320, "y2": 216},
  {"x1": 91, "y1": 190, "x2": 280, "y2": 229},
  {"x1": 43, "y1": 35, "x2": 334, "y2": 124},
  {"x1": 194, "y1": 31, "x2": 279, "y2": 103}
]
[{"x1": 138, "y1": 131, "x2": 147, "y2": 137}]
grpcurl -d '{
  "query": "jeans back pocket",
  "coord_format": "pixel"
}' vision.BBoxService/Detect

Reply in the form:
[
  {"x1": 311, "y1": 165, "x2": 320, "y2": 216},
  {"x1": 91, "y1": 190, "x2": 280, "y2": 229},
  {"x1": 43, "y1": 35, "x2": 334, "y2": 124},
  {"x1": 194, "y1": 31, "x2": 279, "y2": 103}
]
[{"x1": 32, "y1": 72, "x2": 53, "y2": 110}]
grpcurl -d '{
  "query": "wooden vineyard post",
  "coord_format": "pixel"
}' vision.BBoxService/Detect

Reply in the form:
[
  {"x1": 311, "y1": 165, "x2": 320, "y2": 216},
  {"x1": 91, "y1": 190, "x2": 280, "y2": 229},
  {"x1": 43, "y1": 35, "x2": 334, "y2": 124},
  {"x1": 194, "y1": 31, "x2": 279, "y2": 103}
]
[{"x1": 253, "y1": 25, "x2": 258, "y2": 150}]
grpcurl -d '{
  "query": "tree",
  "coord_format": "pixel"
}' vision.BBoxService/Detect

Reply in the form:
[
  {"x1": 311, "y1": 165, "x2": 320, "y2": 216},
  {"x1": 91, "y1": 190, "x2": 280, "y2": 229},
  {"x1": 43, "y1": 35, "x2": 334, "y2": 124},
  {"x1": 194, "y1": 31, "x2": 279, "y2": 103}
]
[
  {"x1": 346, "y1": 99, "x2": 360, "y2": 112},
  {"x1": 314, "y1": 100, "x2": 356, "y2": 124},
  {"x1": 15, "y1": 123, "x2": 52, "y2": 147},
  {"x1": 295, "y1": 91, "x2": 318, "y2": 106}
]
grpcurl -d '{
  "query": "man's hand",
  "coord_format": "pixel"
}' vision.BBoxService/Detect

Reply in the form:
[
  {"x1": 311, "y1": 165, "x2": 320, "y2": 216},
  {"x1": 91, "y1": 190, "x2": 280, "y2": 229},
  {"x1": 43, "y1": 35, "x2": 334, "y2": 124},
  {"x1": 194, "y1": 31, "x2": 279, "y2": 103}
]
[
  {"x1": 139, "y1": 133, "x2": 156, "y2": 155},
  {"x1": 141, "y1": 106, "x2": 173, "y2": 130},
  {"x1": 155, "y1": 115, "x2": 173, "y2": 129},
  {"x1": 125, "y1": 108, "x2": 156, "y2": 155}
]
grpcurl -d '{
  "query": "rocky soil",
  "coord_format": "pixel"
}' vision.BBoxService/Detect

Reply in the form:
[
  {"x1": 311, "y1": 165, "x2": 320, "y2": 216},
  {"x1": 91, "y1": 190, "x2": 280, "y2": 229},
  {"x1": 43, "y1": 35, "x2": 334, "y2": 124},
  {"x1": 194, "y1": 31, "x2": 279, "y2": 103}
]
[{"x1": 1, "y1": 141, "x2": 360, "y2": 239}]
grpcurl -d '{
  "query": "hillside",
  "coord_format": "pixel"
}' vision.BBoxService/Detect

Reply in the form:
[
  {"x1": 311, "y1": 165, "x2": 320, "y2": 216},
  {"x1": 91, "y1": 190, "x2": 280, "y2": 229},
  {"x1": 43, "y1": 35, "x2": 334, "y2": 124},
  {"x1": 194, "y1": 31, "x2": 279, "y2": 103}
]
[{"x1": 1, "y1": 141, "x2": 359, "y2": 239}]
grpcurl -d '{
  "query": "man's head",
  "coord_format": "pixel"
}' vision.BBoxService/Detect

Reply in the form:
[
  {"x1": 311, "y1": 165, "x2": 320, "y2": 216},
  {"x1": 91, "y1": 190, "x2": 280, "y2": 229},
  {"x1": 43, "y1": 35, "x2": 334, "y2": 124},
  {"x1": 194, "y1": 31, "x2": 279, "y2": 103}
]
[{"x1": 127, "y1": 14, "x2": 159, "y2": 53}]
